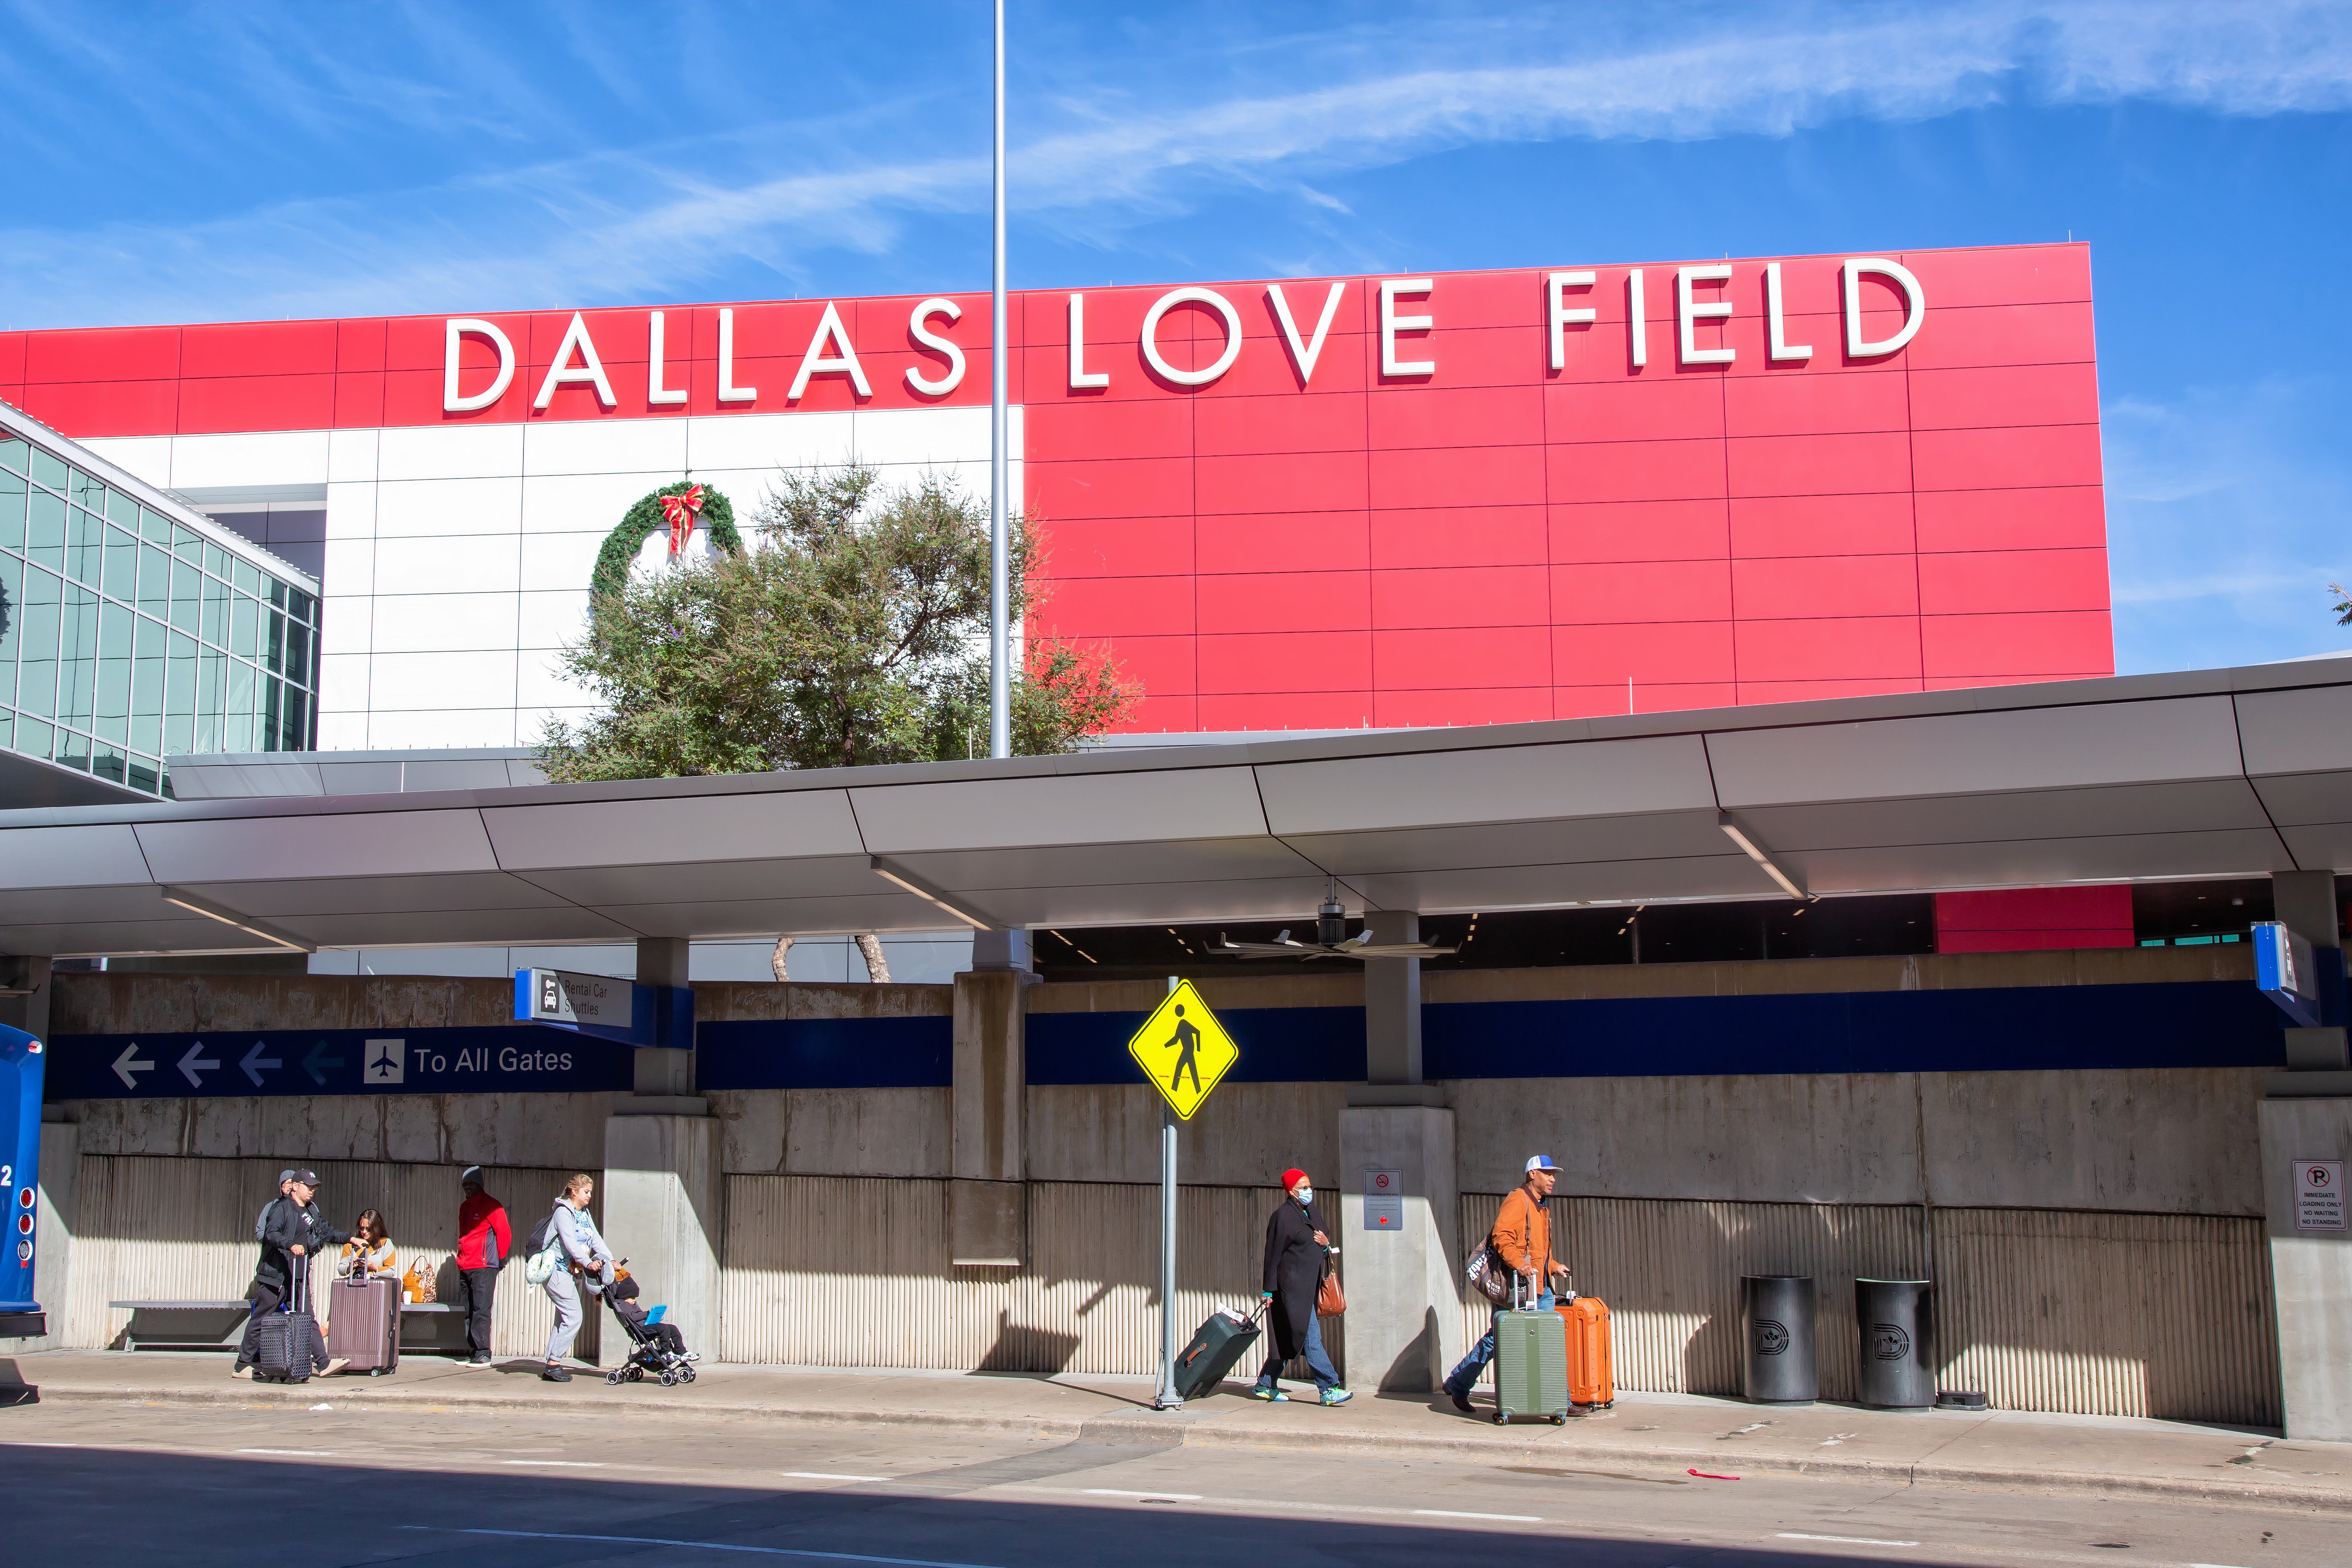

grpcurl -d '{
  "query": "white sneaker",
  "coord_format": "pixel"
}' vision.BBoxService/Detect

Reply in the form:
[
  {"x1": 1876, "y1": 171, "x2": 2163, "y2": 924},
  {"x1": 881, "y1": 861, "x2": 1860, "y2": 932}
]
[
  {"x1": 321, "y1": 1357, "x2": 351, "y2": 1376},
  {"x1": 230, "y1": 1365, "x2": 254, "y2": 1380}
]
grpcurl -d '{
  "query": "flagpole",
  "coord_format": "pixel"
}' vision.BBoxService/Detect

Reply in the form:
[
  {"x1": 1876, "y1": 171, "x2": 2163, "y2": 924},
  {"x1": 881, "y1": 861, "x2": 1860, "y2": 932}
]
[{"x1": 987, "y1": 0, "x2": 1011, "y2": 761}]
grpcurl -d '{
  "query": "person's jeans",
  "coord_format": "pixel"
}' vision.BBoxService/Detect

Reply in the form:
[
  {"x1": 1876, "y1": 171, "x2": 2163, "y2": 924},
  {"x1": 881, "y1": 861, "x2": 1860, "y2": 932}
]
[
  {"x1": 1255, "y1": 1311, "x2": 1341, "y2": 1393},
  {"x1": 459, "y1": 1266, "x2": 498, "y2": 1358},
  {"x1": 1444, "y1": 1288, "x2": 1555, "y2": 1396}
]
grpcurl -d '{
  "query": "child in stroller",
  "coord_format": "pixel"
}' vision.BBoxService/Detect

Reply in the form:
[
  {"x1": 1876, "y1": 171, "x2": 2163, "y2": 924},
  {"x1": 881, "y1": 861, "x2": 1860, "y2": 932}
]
[{"x1": 600, "y1": 1271, "x2": 699, "y2": 1386}]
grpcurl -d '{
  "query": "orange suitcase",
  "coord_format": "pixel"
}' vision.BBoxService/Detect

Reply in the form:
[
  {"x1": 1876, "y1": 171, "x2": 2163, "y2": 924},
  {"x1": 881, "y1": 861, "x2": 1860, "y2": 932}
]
[{"x1": 1558, "y1": 1294, "x2": 1614, "y2": 1408}]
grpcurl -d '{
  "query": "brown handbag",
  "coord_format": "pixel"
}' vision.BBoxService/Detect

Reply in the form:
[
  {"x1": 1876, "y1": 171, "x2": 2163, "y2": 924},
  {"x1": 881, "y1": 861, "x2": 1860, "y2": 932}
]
[{"x1": 1316, "y1": 1255, "x2": 1345, "y2": 1317}]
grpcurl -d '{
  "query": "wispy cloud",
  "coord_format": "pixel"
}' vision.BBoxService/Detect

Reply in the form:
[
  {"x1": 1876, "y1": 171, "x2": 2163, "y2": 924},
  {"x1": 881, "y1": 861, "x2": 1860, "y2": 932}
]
[
  {"x1": 0, "y1": 0, "x2": 2347, "y2": 326},
  {"x1": 2105, "y1": 375, "x2": 2352, "y2": 670}
]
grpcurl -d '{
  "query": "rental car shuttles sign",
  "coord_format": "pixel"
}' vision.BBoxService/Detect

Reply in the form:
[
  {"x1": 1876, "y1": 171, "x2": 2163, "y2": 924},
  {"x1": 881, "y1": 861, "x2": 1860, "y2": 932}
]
[{"x1": 1127, "y1": 981, "x2": 1239, "y2": 1120}]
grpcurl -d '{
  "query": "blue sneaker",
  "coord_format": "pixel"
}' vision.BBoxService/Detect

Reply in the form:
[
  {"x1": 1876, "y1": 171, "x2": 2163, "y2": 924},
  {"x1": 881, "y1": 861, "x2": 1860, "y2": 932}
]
[
  {"x1": 1249, "y1": 1385, "x2": 1289, "y2": 1402},
  {"x1": 1321, "y1": 1387, "x2": 1353, "y2": 1406}
]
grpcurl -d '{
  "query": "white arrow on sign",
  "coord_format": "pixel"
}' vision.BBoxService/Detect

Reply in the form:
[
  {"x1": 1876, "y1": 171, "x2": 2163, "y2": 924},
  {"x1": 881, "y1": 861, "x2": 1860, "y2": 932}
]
[
  {"x1": 178, "y1": 1042, "x2": 220, "y2": 1089},
  {"x1": 112, "y1": 1045, "x2": 154, "y2": 1090},
  {"x1": 239, "y1": 1040, "x2": 282, "y2": 1087}
]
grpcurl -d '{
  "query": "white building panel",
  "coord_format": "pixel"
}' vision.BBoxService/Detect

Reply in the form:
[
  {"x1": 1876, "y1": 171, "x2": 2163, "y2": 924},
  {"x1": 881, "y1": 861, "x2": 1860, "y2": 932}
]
[
  {"x1": 372, "y1": 532, "x2": 521, "y2": 597},
  {"x1": 368, "y1": 648, "x2": 520, "y2": 713},
  {"x1": 523, "y1": 416, "x2": 688, "y2": 477},
  {"x1": 371, "y1": 476, "x2": 523, "y2": 541},
  {"x1": 368, "y1": 591, "x2": 524, "y2": 655},
  {"x1": 320, "y1": 537, "x2": 376, "y2": 597},
  {"x1": 378, "y1": 421, "x2": 524, "y2": 482},
  {"x1": 520, "y1": 470, "x2": 673, "y2": 535},
  {"x1": 367, "y1": 707, "x2": 517, "y2": 749},
  {"x1": 518, "y1": 533, "x2": 605, "y2": 594},
  {"x1": 685, "y1": 409, "x2": 854, "y2": 472},
  {"x1": 324, "y1": 479, "x2": 377, "y2": 541},
  {"x1": 317, "y1": 597, "x2": 374, "y2": 657},
  {"x1": 168, "y1": 429, "x2": 331, "y2": 489},
  {"x1": 326, "y1": 428, "x2": 380, "y2": 483},
  {"x1": 517, "y1": 588, "x2": 592, "y2": 650},
  {"x1": 76, "y1": 435, "x2": 174, "y2": 488}
]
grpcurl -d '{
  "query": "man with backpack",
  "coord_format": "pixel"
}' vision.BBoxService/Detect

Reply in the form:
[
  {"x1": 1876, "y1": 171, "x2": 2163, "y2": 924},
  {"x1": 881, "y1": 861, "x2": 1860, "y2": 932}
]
[
  {"x1": 453, "y1": 1165, "x2": 511, "y2": 1368},
  {"x1": 232, "y1": 1169, "x2": 351, "y2": 1380},
  {"x1": 1442, "y1": 1154, "x2": 1571, "y2": 1413}
]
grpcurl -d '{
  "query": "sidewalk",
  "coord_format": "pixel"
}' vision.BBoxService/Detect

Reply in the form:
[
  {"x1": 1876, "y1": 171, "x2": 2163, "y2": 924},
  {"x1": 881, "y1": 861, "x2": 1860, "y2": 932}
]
[{"x1": 6, "y1": 1349, "x2": 2347, "y2": 1513}]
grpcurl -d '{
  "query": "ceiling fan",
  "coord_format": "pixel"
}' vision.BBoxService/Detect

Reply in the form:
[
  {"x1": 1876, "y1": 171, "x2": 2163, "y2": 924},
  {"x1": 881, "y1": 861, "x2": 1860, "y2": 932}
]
[{"x1": 1212, "y1": 884, "x2": 1459, "y2": 961}]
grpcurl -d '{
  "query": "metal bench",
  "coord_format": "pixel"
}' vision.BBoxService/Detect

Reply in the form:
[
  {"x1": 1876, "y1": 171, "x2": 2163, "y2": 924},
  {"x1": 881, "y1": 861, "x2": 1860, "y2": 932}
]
[
  {"x1": 109, "y1": 1300, "x2": 250, "y2": 1351},
  {"x1": 110, "y1": 1298, "x2": 471, "y2": 1354}
]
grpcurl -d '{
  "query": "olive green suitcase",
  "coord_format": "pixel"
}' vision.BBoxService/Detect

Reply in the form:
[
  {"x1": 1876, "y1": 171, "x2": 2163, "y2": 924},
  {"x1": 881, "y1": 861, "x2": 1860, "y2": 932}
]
[{"x1": 1492, "y1": 1276, "x2": 1570, "y2": 1425}]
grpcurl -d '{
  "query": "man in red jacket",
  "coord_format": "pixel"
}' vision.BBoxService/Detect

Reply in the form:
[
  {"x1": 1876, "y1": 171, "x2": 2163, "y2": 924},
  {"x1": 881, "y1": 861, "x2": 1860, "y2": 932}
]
[{"x1": 454, "y1": 1166, "x2": 512, "y2": 1368}]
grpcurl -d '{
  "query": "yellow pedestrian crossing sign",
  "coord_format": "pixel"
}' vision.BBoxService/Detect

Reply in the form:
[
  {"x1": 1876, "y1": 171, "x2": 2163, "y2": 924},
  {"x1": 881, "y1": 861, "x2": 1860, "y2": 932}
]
[{"x1": 1127, "y1": 980, "x2": 1239, "y2": 1120}]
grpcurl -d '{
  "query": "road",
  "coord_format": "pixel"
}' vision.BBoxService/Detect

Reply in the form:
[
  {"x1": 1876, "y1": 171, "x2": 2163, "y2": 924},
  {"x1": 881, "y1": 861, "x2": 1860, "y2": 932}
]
[{"x1": 2, "y1": 1395, "x2": 2338, "y2": 1568}]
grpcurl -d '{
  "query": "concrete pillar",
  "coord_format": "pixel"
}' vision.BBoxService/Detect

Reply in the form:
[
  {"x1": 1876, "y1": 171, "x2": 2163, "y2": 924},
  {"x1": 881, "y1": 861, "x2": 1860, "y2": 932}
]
[
  {"x1": 950, "y1": 967, "x2": 1026, "y2": 1265},
  {"x1": 970, "y1": 928, "x2": 1032, "y2": 971},
  {"x1": 601, "y1": 1111, "x2": 721, "y2": 1363},
  {"x1": 2258, "y1": 1096, "x2": 2352, "y2": 1439},
  {"x1": 1337, "y1": 1105, "x2": 1462, "y2": 1390},
  {"x1": 1364, "y1": 911, "x2": 1423, "y2": 1086},
  {"x1": 634, "y1": 937, "x2": 693, "y2": 1098},
  {"x1": 2273, "y1": 871, "x2": 2349, "y2": 1076}
]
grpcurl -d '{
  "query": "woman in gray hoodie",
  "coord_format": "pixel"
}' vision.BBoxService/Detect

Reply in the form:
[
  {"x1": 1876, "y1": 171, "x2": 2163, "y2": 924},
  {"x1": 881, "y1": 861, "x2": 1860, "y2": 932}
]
[{"x1": 541, "y1": 1172, "x2": 616, "y2": 1382}]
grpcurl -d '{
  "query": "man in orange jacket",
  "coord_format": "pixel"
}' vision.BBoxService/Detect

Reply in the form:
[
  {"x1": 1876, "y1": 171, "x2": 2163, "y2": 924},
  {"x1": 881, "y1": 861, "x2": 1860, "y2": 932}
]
[{"x1": 1444, "y1": 1154, "x2": 1571, "y2": 1413}]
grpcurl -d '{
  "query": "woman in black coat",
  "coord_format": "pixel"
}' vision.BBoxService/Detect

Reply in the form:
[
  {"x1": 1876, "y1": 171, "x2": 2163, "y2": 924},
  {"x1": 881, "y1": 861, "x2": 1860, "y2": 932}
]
[{"x1": 1252, "y1": 1167, "x2": 1351, "y2": 1405}]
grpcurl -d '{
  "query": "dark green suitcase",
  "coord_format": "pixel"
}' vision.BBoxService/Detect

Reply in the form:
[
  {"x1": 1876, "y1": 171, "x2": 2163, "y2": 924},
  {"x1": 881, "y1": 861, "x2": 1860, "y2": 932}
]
[{"x1": 1492, "y1": 1278, "x2": 1570, "y2": 1424}]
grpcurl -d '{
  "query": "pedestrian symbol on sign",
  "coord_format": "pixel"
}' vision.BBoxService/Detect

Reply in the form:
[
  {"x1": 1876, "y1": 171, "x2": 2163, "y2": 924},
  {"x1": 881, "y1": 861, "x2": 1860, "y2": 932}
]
[{"x1": 366, "y1": 1039, "x2": 406, "y2": 1085}]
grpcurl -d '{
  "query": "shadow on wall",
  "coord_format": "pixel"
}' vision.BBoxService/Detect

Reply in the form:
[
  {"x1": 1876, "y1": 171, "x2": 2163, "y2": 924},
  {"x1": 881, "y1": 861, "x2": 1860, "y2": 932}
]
[{"x1": 1456, "y1": 1192, "x2": 2281, "y2": 1425}]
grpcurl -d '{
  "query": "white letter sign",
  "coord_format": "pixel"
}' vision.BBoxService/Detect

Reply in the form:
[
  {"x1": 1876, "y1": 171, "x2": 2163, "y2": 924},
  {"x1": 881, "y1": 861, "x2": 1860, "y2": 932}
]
[
  {"x1": 1628, "y1": 269, "x2": 1648, "y2": 369},
  {"x1": 1765, "y1": 262, "x2": 1812, "y2": 363},
  {"x1": 1140, "y1": 287, "x2": 1243, "y2": 387},
  {"x1": 717, "y1": 307, "x2": 756, "y2": 403},
  {"x1": 1844, "y1": 257, "x2": 1926, "y2": 358},
  {"x1": 1548, "y1": 270, "x2": 1597, "y2": 371},
  {"x1": 905, "y1": 297, "x2": 966, "y2": 396},
  {"x1": 788, "y1": 301, "x2": 873, "y2": 401},
  {"x1": 443, "y1": 318, "x2": 515, "y2": 412},
  {"x1": 532, "y1": 311, "x2": 617, "y2": 410},
  {"x1": 1677, "y1": 265, "x2": 1735, "y2": 366},
  {"x1": 1068, "y1": 293, "x2": 1109, "y2": 390},
  {"x1": 1380, "y1": 278, "x2": 1435, "y2": 377},
  {"x1": 1267, "y1": 281, "x2": 1345, "y2": 387},
  {"x1": 2296, "y1": 1160, "x2": 2347, "y2": 1231},
  {"x1": 647, "y1": 310, "x2": 687, "y2": 405}
]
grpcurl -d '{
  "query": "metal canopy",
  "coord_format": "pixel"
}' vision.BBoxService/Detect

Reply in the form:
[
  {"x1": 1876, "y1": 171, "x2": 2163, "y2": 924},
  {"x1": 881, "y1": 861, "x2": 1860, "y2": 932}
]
[{"x1": 2, "y1": 656, "x2": 2349, "y2": 958}]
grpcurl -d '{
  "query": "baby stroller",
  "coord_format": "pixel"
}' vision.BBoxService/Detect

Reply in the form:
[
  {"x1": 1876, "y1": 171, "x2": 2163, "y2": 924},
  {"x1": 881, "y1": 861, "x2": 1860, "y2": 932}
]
[{"x1": 599, "y1": 1271, "x2": 699, "y2": 1387}]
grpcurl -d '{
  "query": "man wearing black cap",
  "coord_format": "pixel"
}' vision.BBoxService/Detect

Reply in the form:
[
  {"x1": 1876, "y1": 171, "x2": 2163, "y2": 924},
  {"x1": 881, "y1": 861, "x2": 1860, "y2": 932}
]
[
  {"x1": 232, "y1": 1169, "x2": 350, "y2": 1379},
  {"x1": 452, "y1": 1165, "x2": 511, "y2": 1368}
]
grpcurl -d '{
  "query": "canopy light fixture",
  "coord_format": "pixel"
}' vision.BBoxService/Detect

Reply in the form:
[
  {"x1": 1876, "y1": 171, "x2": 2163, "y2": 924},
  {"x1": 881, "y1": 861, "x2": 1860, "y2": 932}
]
[
  {"x1": 1717, "y1": 813, "x2": 1812, "y2": 903},
  {"x1": 868, "y1": 857, "x2": 995, "y2": 930},
  {"x1": 160, "y1": 886, "x2": 318, "y2": 952},
  {"x1": 1214, "y1": 881, "x2": 1459, "y2": 962}
]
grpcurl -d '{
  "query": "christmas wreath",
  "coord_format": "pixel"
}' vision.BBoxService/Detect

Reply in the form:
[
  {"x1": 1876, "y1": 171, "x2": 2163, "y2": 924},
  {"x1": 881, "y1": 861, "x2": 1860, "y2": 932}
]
[{"x1": 590, "y1": 481, "x2": 747, "y2": 602}]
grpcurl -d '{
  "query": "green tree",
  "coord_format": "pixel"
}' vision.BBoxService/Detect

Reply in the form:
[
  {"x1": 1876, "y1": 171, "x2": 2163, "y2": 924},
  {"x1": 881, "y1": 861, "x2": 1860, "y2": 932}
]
[
  {"x1": 538, "y1": 463, "x2": 1138, "y2": 779},
  {"x1": 2332, "y1": 582, "x2": 2352, "y2": 627}
]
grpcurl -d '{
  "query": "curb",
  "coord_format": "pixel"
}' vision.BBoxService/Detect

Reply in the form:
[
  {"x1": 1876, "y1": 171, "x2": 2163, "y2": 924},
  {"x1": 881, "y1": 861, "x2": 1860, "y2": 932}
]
[{"x1": 20, "y1": 1378, "x2": 2348, "y2": 1515}]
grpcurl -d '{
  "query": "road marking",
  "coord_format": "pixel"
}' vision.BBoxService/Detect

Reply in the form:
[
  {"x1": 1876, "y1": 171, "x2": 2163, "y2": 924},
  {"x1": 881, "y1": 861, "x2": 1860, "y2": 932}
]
[
  {"x1": 499, "y1": 1458, "x2": 606, "y2": 1468},
  {"x1": 2190, "y1": 1564, "x2": 2256, "y2": 1567},
  {"x1": 784, "y1": 1472, "x2": 889, "y2": 1483},
  {"x1": 402, "y1": 1525, "x2": 1000, "y2": 1566},
  {"x1": 1414, "y1": 1509, "x2": 1544, "y2": 1523},
  {"x1": 1082, "y1": 1488, "x2": 1203, "y2": 1501},
  {"x1": 1777, "y1": 1534, "x2": 1922, "y2": 1548},
  {"x1": 237, "y1": 1448, "x2": 334, "y2": 1457},
  {"x1": 12, "y1": 1442, "x2": 77, "y2": 1448}
]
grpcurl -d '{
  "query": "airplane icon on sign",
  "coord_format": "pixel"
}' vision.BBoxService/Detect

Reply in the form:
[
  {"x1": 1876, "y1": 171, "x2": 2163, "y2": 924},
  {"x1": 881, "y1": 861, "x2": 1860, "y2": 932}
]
[{"x1": 366, "y1": 1039, "x2": 405, "y2": 1084}]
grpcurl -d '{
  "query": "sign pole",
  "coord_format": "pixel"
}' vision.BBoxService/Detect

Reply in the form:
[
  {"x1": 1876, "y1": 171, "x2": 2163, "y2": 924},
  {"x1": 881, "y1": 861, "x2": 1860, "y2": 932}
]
[
  {"x1": 986, "y1": 0, "x2": 1010, "y2": 761},
  {"x1": 1155, "y1": 975, "x2": 1181, "y2": 1410}
]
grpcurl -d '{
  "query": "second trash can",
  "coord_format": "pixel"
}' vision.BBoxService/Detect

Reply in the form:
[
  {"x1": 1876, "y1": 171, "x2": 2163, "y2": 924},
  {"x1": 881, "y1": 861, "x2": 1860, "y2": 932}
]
[
  {"x1": 1740, "y1": 1274, "x2": 1817, "y2": 1403},
  {"x1": 1855, "y1": 1278, "x2": 1935, "y2": 1408}
]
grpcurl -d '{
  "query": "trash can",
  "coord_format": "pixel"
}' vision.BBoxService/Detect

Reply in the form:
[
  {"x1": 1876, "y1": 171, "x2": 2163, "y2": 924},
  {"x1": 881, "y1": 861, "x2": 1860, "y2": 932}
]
[
  {"x1": 1740, "y1": 1275, "x2": 1816, "y2": 1403},
  {"x1": 1855, "y1": 1278, "x2": 1935, "y2": 1409}
]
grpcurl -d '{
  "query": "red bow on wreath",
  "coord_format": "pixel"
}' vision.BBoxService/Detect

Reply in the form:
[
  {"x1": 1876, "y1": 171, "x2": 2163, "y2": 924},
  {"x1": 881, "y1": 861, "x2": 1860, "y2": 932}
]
[{"x1": 658, "y1": 485, "x2": 706, "y2": 558}]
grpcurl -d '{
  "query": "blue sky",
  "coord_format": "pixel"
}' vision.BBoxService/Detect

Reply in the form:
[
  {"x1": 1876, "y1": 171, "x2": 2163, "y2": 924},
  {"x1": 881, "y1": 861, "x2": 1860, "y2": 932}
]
[{"x1": 2, "y1": 0, "x2": 2348, "y2": 672}]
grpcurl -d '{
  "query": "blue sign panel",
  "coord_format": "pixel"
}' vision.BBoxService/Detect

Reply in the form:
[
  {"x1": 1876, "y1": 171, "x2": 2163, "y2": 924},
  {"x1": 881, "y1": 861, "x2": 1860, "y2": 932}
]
[
  {"x1": 44, "y1": 1027, "x2": 635, "y2": 1100},
  {"x1": 1, "y1": 1022, "x2": 44, "y2": 1315},
  {"x1": 698, "y1": 1016, "x2": 952, "y2": 1090}
]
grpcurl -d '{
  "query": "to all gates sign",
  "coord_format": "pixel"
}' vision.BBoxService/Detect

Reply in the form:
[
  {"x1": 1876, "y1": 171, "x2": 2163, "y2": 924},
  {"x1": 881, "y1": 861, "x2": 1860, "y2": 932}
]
[{"x1": 2294, "y1": 1160, "x2": 2347, "y2": 1232}]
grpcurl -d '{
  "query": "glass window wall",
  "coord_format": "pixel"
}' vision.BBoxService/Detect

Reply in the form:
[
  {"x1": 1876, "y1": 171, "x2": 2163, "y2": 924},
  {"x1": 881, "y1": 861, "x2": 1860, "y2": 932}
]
[{"x1": 0, "y1": 424, "x2": 318, "y2": 797}]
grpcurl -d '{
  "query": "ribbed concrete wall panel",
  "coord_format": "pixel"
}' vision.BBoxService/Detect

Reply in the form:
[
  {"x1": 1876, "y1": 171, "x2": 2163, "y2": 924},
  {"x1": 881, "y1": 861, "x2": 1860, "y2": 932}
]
[
  {"x1": 65, "y1": 1154, "x2": 597, "y2": 1361},
  {"x1": 1933, "y1": 1207, "x2": 2280, "y2": 1425},
  {"x1": 720, "y1": 1176, "x2": 1331, "y2": 1378},
  {"x1": 1456, "y1": 1193, "x2": 2276, "y2": 1421}
]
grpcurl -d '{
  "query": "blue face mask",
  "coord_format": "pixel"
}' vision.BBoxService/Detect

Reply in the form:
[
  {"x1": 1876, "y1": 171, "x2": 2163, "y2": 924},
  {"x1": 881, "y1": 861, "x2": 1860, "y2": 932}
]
[{"x1": 1294, "y1": 1186, "x2": 1313, "y2": 1206}]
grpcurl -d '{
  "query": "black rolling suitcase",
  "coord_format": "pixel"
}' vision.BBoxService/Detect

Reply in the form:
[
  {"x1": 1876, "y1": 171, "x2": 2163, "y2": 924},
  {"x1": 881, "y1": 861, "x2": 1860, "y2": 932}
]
[
  {"x1": 252, "y1": 1260, "x2": 325, "y2": 1384},
  {"x1": 1173, "y1": 1305, "x2": 1263, "y2": 1400}
]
